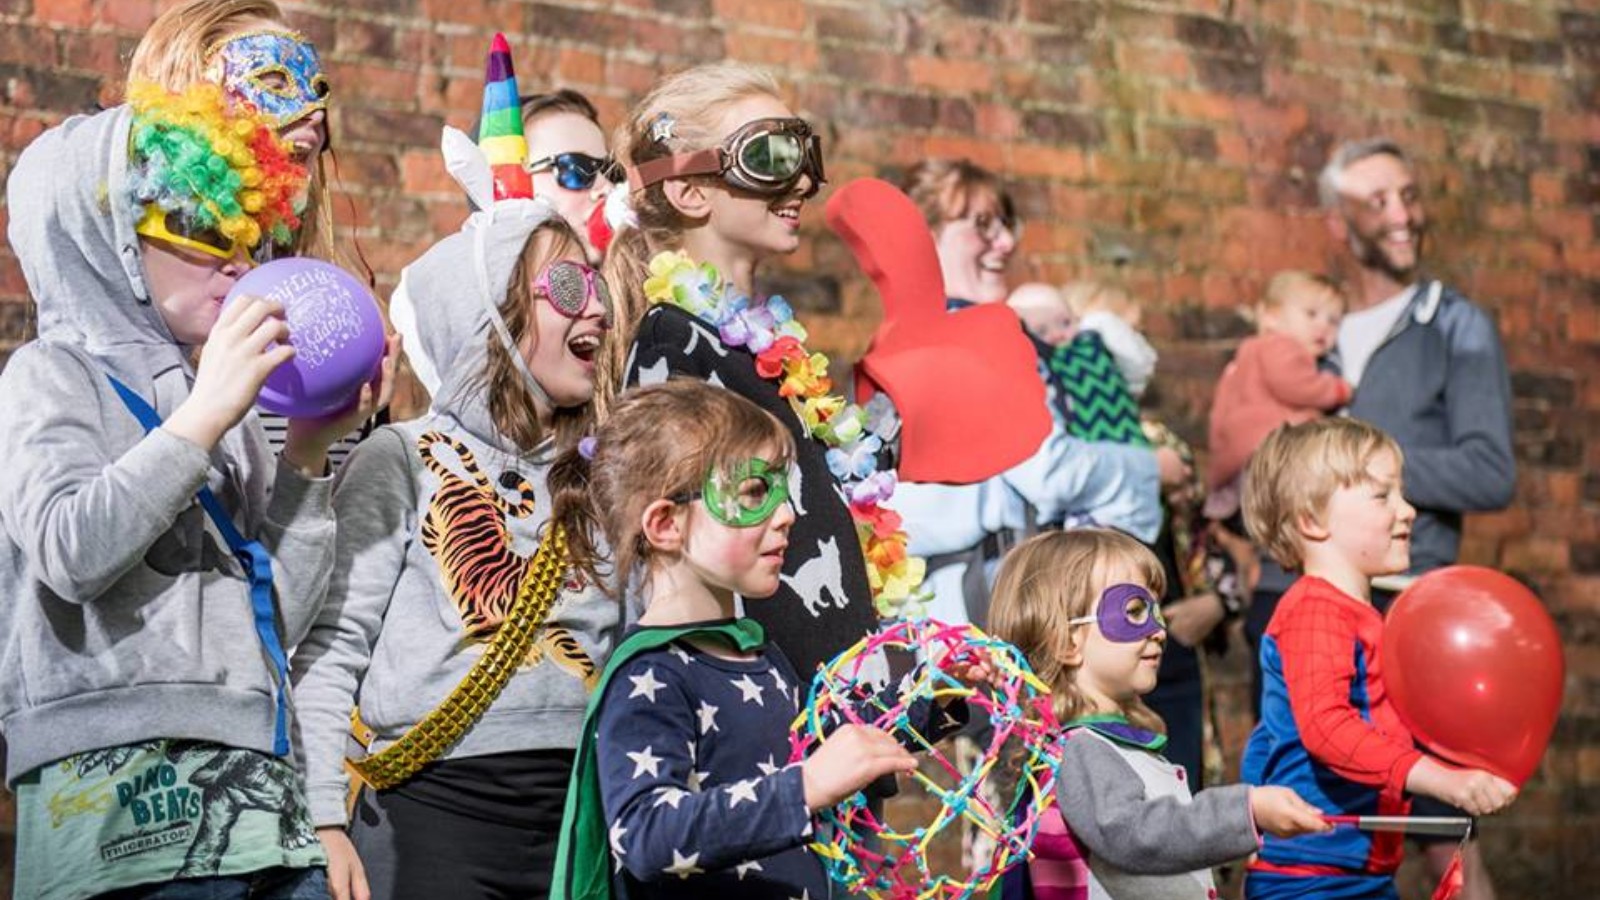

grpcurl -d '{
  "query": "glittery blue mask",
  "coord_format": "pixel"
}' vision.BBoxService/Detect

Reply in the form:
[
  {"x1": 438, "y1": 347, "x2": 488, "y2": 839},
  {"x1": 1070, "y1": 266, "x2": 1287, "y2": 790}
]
[{"x1": 208, "y1": 31, "x2": 330, "y2": 127}]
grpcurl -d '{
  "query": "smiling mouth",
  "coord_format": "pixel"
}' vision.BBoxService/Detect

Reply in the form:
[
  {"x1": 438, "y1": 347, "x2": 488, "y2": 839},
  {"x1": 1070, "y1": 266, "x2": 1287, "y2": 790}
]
[
  {"x1": 567, "y1": 333, "x2": 601, "y2": 362},
  {"x1": 771, "y1": 205, "x2": 801, "y2": 223}
]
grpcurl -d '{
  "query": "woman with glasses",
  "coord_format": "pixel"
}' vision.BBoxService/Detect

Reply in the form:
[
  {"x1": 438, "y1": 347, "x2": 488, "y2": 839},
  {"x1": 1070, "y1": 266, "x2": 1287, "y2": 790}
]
[
  {"x1": 891, "y1": 159, "x2": 1177, "y2": 628},
  {"x1": 601, "y1": 62, "x2": 880, "y2": 685}
]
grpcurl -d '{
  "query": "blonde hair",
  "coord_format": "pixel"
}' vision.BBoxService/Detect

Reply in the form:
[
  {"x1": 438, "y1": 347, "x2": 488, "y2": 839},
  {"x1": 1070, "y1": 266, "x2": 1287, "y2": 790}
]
[
  {"x1": 1242, "y1": 418, "x2": 1403, "y2": 570},
  {"x1": 1259, "y1": 270, "x2": 1344, "y2": 320},
  {"x1": 1062, "y1": 280, "x2": 1138, "y2": 321},
  {"x1": 597, "y1": 62, "x2": 785, "y2": 420},
  {"x1": 988, "y1": 529, "x2": 1167, "y2": 732},
  {"x1": 548, "y1": 380, "x2": 796, "y2": 595},
  {"x1": 900, "y1": 158, "x2": 1016, "y2": 230},
  {"x1": 127, "y1": 0, "x2": 343, "y2": 268},
  {"x1": 476, "y1": 221, "x2": 595, "y2": 453}
]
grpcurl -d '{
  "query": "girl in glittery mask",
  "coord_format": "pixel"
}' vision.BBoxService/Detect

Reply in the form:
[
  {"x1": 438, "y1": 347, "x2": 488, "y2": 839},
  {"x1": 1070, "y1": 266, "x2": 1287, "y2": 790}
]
[
  {"x1": 988, "y1": 529, "x2": 1329, "y2": 900},
  {"x1": 129, "y1": 0, "x2": 342, "y2": 271}
]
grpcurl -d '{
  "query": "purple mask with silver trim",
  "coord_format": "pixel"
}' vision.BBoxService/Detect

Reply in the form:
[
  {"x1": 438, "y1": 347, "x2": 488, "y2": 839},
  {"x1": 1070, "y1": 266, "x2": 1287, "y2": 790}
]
[{"x1": 1068, "y1": 583, "x2": 1166, "y2": 643}]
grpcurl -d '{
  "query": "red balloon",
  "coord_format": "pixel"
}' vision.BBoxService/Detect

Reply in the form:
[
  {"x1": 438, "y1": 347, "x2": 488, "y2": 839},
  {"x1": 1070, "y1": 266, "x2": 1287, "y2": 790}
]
[{"x1": 1383, "y1": 566, "x2": 1564, "y2": 785}]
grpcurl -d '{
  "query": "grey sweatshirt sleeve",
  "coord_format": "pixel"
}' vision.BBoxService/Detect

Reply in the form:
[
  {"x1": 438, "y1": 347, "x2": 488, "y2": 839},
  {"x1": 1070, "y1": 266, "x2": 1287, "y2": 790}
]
[
  {"x1": 0, "y1": 344, "x2": 210, "y2": 603},
  {"x1": 260, "y1": 457, "x2": 336, "y2": 648},
  {"x1": 1396, "y1": 301, "x2": 1516, "y2": 512},
  {"x1": 291, "y1": 427, "x2": 414, "y2": 827},
  {"x1": 1055, "y1": 734, "x2": 1258, "y2": 875}
]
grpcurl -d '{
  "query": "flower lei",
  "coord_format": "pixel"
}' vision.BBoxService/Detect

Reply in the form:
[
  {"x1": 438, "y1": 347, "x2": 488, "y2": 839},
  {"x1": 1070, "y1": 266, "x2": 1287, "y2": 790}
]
[{"x1": 644, "y1": 251, "x2": 929, "y2": 617}]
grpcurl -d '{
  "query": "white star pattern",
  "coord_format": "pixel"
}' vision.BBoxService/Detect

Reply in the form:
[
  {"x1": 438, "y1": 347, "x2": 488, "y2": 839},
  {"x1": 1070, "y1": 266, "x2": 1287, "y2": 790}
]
[
  {"x1": 726, "y1": 777, "x2": 760, "y2": 808},
  {"x1": 670, "y1": 645, "x2": 695, "y2": 666},
  {"x1": 653, "y1": 786, "x2": 689, "y2": 809},
  {"x1": 731, "y1": 674, "x2": 765, "y2": 705},
  {"x1": 770, "y1": 668, "x2": 789, "y2": 697},
  {"x1": 664, "y1": 849, "x2": 703, "y2": 879},
  {"x1": 790, "y1": 890, "x2": 811, "y2": 900},
  {"x1": 697, "y1": 701, "x2": 720, "y2": 734},
  {"x1": 627, "y1": 667, "x2": 666, "y2": 703},
  {"x1": 608, "y1": 821, "x2": 628, "y2": 857},
  {"x1": 626, "y1": 746, "x2": 662, "y2": 779},
  {"x1": 755, "y1": 753, "x2": 781, "y2": 776},
  {"x1": 735, "y1": 859, "x2": 765, "y2": 880},
  {"x1": 686, "y1": 767, "x2": 711, "y2": 793}
]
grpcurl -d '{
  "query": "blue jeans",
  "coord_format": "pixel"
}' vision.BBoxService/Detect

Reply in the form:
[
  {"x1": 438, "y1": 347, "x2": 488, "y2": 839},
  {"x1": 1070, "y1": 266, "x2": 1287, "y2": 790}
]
[{"x1": 96, "y1": 867, "x2": 329, "y2": 900}]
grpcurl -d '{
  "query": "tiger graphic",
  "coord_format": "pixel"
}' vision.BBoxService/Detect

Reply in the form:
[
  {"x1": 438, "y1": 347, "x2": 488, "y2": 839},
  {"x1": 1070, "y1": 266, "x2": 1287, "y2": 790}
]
[{"x1": 415, "y1": 433, "x2": 597, "y2": 684}]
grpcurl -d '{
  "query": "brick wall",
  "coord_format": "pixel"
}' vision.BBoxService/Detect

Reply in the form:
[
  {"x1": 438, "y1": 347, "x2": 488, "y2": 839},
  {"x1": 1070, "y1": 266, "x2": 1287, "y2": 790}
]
[{"x1": 2, "y1": 0, "x2": 1597, "y2": 895}]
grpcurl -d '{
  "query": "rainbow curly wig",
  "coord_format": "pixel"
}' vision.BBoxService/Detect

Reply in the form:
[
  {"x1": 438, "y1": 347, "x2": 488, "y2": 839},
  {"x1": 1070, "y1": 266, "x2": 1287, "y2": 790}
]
[{"x1": 124, "y1": 80, "x2": 308, "y2": 252}]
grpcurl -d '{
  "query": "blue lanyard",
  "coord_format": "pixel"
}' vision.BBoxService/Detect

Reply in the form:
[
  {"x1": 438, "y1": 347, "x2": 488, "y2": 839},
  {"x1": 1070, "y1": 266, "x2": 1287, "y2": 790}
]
[{"x1": 104, "y1": 375, "x2": 291, "y2": 756}]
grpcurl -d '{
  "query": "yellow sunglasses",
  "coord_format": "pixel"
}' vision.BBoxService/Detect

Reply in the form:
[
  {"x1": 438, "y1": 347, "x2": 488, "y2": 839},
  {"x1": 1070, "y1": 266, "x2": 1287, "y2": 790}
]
[{"x1": 135, "y1": 206, "x2": 292, "y2": 265}]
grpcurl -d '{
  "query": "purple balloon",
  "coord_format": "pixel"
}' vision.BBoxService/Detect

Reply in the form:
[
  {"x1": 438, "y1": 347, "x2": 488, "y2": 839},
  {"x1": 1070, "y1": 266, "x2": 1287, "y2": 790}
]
[{"x1": 224, "y1": 259, "x2": 385, "y2": 417}]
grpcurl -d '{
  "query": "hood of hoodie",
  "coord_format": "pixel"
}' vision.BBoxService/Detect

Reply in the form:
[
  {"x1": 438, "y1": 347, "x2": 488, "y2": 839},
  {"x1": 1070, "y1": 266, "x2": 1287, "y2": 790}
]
[
  {"x1": 6, "y1": 105, "x2": 189, "y2": 395},
  {"x1": 390, "y1": 126, "x2": 563, "y2": 452}
]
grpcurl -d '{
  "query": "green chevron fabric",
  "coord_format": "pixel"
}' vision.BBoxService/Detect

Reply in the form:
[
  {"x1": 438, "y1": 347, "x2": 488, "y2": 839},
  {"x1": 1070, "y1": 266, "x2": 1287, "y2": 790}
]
[{"x1": 1047, "y1": 331, "x2": 1150, "y2": 446}]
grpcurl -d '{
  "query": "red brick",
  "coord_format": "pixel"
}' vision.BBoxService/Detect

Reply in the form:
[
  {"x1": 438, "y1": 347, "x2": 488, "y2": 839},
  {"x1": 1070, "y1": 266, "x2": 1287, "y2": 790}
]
[
  {"x1": 713, "y1": 0, "x2": 805, "y2": 32},
  {"x1": 34, "y1": 0, "x2": 91, "y2": 27}
]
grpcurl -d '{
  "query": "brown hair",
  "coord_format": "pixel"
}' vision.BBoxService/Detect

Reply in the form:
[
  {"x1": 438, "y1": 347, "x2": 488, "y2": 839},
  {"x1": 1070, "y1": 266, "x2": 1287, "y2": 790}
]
[
  {"x1": 988, "y1": 529, "x2": 1167, "y2": 732},
  {"x1": 598, "y1": 63, "x2": 786, "y2": 416},
  {"x1": 127, "y1": 0, "x2": 344, "y2": 269},
  {"x1": 477, "y1": 220, "x2": 596, "y2": 452},
  {"x1": 521, "y1": 89, "x2": 602, "y2": 128},
  {"x1": 899, "y1": 158, "x2": 1017, "y2": 231},
  {"x1": 1242, "y1": 418, "x2": 1403, "y2": 570},
  {"x1": 548, "y1": 379, "x2": 796, "y2": 595}
]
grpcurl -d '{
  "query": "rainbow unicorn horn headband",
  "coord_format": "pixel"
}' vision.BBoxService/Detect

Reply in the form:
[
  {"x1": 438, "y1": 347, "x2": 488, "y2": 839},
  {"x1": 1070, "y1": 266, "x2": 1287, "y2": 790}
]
[{"x1": 479, "y1": 32, "x2": 532, "y2": 200}]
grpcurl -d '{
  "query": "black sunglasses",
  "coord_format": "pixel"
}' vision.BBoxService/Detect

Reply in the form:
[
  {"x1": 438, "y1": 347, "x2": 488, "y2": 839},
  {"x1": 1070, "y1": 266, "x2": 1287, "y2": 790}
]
[{"x1": 524, "y1": 152, "x2": 623, "y2": 191}]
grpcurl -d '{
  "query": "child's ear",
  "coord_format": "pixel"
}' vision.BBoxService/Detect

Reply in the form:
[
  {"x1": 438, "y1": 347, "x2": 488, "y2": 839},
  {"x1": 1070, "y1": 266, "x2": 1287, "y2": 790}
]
[
  {"x1": 640, "y1": 499, "x2": 686, "y2": 552},
  {"x1": 1059, "y1": 630, "x2": 1085, "y2": 668},
  {"x1": 1296, "y1": 508, "x2": 1331, "y2": 543},
  {"x1": 662, "y1": 179, "x2": 713, "y2": 220}
]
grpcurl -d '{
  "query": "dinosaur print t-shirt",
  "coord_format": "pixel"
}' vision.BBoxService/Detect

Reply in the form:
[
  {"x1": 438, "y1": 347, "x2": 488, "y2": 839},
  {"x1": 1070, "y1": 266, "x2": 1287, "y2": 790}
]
[{"x1": 13, "y1": 740, "x2": 325, "y2": 900}]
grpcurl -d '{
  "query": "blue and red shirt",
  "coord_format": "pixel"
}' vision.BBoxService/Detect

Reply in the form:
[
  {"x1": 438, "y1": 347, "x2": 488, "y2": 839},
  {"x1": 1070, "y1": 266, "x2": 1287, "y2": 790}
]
[{"x1": 1242, "y1": 576, "x2": 1424, "y2": 876}]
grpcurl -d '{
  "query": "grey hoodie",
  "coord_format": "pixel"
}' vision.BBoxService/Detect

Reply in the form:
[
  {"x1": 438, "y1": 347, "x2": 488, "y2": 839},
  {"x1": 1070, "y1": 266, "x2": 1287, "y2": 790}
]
[
  {"x1": 0, "y1": 105, "x2": 336, "y2": 783},
  {"x1": 290, "y1": 175, "x2": 621, "y2": 828}
]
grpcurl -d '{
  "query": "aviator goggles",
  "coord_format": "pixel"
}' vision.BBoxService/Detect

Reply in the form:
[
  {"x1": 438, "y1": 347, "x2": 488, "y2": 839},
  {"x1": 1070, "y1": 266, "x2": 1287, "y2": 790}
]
[
  {"x1": 1067, "y1": 583, "x2": 1167, "y2": 644},
  {"x1": 533, "y1": 260, "x2": 613, "y2": 330},
  {"x1": 525, "y1": 153, "x2": 623, "y2": 191},
  {"x1": 670, "y1": 458, "x2": 792, "y2": 528},
  {"x1": 135, "y1": 206, "x2": 291, "y2": 266},
  {"x1": 627, "y1": 117, "x2": 825, "y2": 200}
]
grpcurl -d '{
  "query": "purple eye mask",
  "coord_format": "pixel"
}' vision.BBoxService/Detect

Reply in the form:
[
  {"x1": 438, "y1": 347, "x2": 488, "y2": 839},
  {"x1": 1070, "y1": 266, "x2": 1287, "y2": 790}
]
[{"x1": 1070, "y1": 583, "x2": 1166, "y2": 644}]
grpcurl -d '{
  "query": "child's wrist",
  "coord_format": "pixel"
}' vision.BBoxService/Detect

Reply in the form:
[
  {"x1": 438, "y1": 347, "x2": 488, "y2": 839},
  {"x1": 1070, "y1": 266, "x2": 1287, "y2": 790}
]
[{"x1": 162, "y1": 402, "x2": 228, "y2": 452}]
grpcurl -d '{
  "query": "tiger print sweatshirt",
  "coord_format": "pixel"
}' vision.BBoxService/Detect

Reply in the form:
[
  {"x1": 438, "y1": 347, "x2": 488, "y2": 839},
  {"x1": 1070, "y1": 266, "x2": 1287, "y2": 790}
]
[{"x1": 291, "y1": 194, "x2": 622, "y2": 829}]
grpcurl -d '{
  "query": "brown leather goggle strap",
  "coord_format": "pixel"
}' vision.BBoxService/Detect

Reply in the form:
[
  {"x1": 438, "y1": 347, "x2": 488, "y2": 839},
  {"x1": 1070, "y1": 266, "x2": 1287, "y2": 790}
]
[{"x1": 626, "y1": 148, "x2": 724, "y2": 193}]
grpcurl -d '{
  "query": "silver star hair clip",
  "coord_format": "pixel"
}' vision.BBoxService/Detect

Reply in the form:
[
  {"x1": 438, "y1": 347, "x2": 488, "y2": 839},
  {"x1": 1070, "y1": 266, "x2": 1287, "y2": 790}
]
[{"x1": 649, "y1": 112, "x2": 677, "y2": 144}]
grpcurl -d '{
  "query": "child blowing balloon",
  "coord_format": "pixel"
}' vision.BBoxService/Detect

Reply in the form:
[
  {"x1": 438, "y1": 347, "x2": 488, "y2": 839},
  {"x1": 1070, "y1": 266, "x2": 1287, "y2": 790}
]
[
  {"x1": 1239, "y1": 419, "x2": 1516, "y2": 900},
  {"x1": 546, "y1": 380, "x2": 924, "y2": 900},
  {"x1": 988, "y1": 529, "x2": 1329, "y2": 900}
]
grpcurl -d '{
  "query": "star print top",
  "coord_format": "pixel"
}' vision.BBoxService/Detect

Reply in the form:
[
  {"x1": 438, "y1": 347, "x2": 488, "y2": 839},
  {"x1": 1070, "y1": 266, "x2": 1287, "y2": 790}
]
[{"x1": 595, "y1": 634, "x2": 827, "y2": 899}]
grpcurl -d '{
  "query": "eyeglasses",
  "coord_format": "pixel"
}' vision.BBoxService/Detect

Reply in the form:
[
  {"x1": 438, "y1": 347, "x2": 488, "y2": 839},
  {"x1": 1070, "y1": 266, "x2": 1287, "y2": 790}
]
[
  {"x1": 670, "y1": 458, "x2": 791, "y2": 528},
  {"x1": 959, "y1": 211, "x2": 1020, "y2": 244},
  {"x1": 524, "y1": 153, "x2": 622, "y2": 191},
  {"x1": 628, "y1": 117, "x2": 826, "y2": 200},
  {"x1": 533, "y1": 260, "x2": 613, "y2": 329},
  {"x1": 135, "y1": 205, "x2": 290, "y2": 265}
]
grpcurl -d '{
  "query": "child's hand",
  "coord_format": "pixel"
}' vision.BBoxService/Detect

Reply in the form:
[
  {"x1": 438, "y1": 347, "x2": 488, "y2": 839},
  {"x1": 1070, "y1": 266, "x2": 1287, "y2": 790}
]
[
  {"x1": 317, "y1": 826, "x2": 371, "y2": 900},
  {"x1": 1249, "y1": 786, "x2": 1333, "y2": 838},
  {"x1": 1154, "y1": 447, "x2": 1191, "y2": 487},
  {"x1": 801, "y1": 724, "x2": 916, "y2": 811},
  {"x1": 1407, "y1": 758, "x2": 1517, "y2": 816},
  {"x1": 282, "y1": 332, "x2": 402, "y2": 476},
  {"x1": 165, "y1": 297, "x2": 295, "y2": 451},
  {"x1": 944, "y1": 649, "x2": 1000, "y2": 690}
]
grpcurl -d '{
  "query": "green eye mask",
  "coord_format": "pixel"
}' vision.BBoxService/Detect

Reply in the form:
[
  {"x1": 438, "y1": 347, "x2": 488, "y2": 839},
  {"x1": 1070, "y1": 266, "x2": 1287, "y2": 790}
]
[{"x1": 682, "y1": 458, "x2": 790, "y2": 528}]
